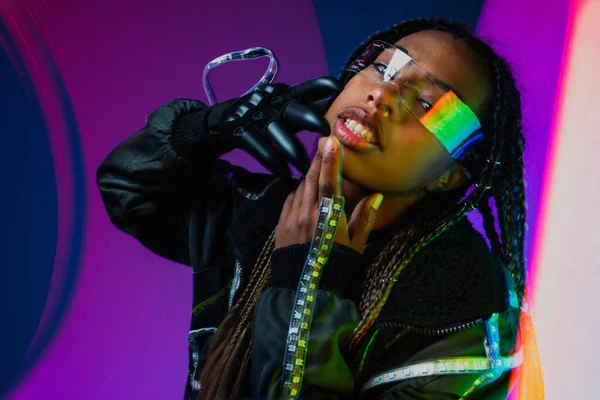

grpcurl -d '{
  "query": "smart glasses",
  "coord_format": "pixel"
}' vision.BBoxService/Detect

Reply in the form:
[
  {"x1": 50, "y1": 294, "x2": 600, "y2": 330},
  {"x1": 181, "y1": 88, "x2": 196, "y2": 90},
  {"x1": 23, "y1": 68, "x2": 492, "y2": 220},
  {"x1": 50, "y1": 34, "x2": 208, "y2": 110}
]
[{"x1": 346, "y1": 40, "x2": 483, "y2": 159}]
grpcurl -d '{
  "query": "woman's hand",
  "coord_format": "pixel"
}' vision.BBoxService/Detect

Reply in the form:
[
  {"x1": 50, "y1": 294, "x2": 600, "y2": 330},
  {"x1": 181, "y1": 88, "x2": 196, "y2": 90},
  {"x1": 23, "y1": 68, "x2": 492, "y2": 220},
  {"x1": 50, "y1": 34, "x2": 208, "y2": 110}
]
[
  {"x1": 207, "y1": 77, "x2": 340, "y2": 178},
  {"x1": 275, "y1": 137, "x2": 383, "y2": 253}
]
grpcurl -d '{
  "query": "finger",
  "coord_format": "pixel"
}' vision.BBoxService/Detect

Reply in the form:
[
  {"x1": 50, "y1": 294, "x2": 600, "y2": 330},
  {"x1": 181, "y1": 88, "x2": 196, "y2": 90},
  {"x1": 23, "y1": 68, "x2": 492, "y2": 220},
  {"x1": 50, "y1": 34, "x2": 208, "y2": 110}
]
[
  {"x1": 276, "y1": 191, "x2": 296, "y2": 248},
  {"x1": 304, "y1": 141, "x2": 324, "y2": 189},
  {"x1": 333, "y1": 209, "x2": 349, "y2": 245},
  {"x1": 348, "y1": 193, "x2": 384, "y2": 252},
  {"x1": 236, "y1": 128, "x2": 291, "y2": 178},
  {"x1": 262, "y1": 82, "x2": 288, "y2": 92},
  {"x1": 224, "y1": 91, "x2": 267, "y2": 122},
  {"x1": 291, "y1": 180, "x2": 306, "y2": 212},
  {"x1": 300, "y1": 143, "x2": 325, "y2": 219},
  {"x1": 266, "y1": 119, "x2": 310, "y2": 174},
  {"x1": 279, "y1": 191, "x2": 296, "y2": 223},
  {"x1": 291, "y1": 179, "x2": 316, "y2": 239},
  {"x1": 245, "y1": 90, "x2": 267, "y2": 108},
  {"x1": 290, "y1": 76, "x2": 341, "y2": 103},
  {"x1": 318, "y1": 137, "x2": 343, "y2": 198},
  {"x1": 282, "y1": 102, "x2": 330, "y2": 136}
]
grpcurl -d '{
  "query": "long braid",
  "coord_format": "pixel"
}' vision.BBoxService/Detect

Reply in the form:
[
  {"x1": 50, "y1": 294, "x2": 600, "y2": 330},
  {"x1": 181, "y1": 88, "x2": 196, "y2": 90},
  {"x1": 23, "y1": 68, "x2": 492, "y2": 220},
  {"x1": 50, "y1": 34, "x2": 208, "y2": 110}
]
[
  {"x1": 492, "y1": 66, "x2": 527, "y2": 299},
  {"x1": 479, "y1": 195, "x2": 503, "y2": 258},
  {"x1": 230, "y1": 250, "x2": 274, "y2": 395},
  {"x1": 198, "y1": 231, "x2": 275, "y2": 399},
  {"x1": 477, "y1": 58, "x2": 513, "y2": 264},
  {"x1": 484, "y1": 54, "x2": 527, "y2": 300}
]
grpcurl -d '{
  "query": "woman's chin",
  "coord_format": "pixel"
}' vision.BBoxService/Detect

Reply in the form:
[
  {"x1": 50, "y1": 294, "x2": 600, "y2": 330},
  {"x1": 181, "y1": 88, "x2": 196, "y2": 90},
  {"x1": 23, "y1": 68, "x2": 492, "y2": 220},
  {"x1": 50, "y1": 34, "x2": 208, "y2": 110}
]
[{"x1": 341, "y1": 173, "x2": 374, "y2": 198}]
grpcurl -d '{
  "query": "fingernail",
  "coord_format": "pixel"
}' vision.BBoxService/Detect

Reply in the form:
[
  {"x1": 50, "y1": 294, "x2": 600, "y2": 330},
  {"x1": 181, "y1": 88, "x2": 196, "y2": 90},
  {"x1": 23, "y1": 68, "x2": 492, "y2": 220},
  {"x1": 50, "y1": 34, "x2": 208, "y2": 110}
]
[
  {"x1": 372, "y1": 193, "x2": 384, "y2": 210},
  {"x1": 326, "y1": 137, "x2": 337, "y2": 153}
]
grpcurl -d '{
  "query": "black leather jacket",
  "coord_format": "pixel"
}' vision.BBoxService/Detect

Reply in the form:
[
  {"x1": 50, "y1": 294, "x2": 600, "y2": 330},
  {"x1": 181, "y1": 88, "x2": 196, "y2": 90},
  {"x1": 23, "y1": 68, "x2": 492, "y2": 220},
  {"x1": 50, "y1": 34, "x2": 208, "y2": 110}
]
[{"x1": 97, "y1": 99, "x2": 522, "y2": 399}]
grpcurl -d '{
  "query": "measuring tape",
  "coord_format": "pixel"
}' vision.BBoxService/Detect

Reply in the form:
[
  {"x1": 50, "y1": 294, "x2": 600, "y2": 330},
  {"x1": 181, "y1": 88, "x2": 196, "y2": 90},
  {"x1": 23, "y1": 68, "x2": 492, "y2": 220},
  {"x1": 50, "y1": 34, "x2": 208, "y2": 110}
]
[{"x1": 280, "y1": 194, "x2": 345, "y2": 398}]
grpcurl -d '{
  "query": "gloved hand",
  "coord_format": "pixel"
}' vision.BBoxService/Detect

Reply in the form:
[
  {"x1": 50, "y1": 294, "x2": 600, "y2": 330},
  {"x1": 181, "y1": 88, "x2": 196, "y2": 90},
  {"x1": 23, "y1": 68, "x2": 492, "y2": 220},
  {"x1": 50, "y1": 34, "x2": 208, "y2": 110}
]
[{"x1": 206, "y1": 76, "x2": 340, "y2": 177}]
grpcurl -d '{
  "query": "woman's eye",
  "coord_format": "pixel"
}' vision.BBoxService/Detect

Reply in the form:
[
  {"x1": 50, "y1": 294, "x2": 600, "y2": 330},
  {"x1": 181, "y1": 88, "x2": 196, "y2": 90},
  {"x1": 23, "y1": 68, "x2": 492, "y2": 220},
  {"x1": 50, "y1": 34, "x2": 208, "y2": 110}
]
[
  {"x1": 373, "y1": 62, "x2": 388, "y2": 75},
  {"x1": 418, "y1": 100, "x2": 432, "y2": 111}
]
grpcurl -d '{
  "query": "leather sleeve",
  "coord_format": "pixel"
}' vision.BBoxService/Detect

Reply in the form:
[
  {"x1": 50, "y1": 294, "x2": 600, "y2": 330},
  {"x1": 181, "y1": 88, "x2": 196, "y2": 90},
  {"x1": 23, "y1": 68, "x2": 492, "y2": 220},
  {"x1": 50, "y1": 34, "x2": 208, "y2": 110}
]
[{"x1": 96, "y1": 98, "x2": 240, "y2": 265}]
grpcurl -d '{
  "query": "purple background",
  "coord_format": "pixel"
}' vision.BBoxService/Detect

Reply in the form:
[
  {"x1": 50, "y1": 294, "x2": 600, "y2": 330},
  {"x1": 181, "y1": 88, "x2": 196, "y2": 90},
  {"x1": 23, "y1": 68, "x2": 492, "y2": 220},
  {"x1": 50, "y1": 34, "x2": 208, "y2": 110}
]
[{"x1": 0, "y1": 0, "x2": 572, "y2": 398}]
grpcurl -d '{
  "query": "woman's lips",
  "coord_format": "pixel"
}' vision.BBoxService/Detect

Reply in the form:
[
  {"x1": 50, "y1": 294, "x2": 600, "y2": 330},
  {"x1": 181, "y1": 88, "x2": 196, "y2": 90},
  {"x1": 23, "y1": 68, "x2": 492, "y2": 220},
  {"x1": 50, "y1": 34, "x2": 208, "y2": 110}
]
[{"x1": 333, "y1": 118, "x2": 380, "y2": 152}]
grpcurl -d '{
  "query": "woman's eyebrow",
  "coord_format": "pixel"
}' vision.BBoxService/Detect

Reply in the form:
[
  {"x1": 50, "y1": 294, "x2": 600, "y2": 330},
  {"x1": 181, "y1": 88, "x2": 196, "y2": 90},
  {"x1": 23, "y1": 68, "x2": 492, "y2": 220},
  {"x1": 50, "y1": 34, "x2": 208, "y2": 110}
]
[
  {"x1": 395, "y1": 44, "x2": 411, "y2": 55},
  {"x1": 428, "y1": 74, "x2": 466, "y2": 100},
  {"x1": 398, "y1": 44, "x2": 466, "y2": 100}
]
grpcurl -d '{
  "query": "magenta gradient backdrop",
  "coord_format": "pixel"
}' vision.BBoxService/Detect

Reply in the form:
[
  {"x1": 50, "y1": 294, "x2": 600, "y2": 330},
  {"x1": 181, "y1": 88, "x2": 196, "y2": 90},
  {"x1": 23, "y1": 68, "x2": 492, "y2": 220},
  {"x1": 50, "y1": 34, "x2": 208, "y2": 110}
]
[
  {"x1": 1, "y1": 0, "x2": 573, "y2": 398},
  {"x1": 3, "y1": 1, "x2": 328, "y2": 398}
]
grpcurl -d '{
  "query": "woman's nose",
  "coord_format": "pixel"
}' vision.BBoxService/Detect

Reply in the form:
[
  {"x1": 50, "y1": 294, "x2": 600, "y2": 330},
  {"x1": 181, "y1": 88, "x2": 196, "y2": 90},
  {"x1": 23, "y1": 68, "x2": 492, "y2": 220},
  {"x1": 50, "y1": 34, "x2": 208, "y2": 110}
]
[{"x1": 367, "y1": 83, "x2": 402, "y2": 119}]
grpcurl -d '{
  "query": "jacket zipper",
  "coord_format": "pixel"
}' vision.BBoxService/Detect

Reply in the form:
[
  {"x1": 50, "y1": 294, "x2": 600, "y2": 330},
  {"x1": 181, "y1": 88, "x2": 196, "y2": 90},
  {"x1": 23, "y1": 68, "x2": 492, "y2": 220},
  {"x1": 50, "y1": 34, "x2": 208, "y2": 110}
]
[
  {"x1": 373, "y1": 318, "x2": 486, "y2": 336},
  {"x1": 354, "y1": 318, "x2": 486, "y2": 378},
  {"x1": 228, "y1": 234, "x2": 244, "y2": 310}
]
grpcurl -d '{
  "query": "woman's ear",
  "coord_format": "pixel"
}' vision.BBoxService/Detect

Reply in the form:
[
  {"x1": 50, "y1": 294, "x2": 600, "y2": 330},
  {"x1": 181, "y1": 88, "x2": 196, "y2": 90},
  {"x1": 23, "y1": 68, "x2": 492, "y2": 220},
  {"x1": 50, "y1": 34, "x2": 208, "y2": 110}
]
[{"x1": 425, "y1": 163, "x2": 469, "y2": 193}]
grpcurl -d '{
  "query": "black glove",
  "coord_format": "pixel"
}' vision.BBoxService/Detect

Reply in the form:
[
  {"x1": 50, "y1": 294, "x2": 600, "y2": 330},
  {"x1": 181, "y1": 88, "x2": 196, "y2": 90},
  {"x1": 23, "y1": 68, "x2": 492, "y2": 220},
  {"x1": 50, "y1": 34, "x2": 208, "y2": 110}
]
[{"x1": 206, "y1": 76, "x2": 340, "y2": 177}]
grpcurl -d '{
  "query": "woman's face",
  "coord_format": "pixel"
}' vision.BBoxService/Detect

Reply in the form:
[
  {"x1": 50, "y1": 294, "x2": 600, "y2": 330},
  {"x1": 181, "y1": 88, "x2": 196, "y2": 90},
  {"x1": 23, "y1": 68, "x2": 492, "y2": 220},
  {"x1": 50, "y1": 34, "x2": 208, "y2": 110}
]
[{"x1": 321, "y1": 30, "x2": 491, "y2": 195}]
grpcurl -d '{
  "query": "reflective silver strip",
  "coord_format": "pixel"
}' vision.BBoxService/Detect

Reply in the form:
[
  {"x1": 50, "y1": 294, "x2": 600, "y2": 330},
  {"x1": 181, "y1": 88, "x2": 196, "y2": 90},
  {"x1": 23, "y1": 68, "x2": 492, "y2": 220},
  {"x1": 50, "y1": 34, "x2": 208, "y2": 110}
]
[
  {"x1": 228, "y1": 259, "x2": 242, "y2": 310},
  {"x1": 191, "y1": 379, "x2": 201, "y2": 391},
  {"x1": 508, "y1": 289, "x2": 519, "y2": 309},
  {"x1": 188, "y1": 327, "x2": 218, "y2": 391},
  {"x1": 361, "y1": 350, "x2": 523, "y2": 393},
  {"x1": 362, "y1": 313, "x2": 524, "y2": 395},
  {"x1": 460, "y1": 313, "x2": 512, "y2": 397}
]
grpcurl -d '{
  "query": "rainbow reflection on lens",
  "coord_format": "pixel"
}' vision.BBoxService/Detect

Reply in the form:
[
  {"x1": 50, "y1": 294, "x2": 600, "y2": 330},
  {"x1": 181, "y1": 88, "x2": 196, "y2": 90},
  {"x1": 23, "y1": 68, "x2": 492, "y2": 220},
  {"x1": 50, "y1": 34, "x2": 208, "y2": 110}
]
[{"x1": 418, "y1": 91, "x2": 483, "y2": 158}]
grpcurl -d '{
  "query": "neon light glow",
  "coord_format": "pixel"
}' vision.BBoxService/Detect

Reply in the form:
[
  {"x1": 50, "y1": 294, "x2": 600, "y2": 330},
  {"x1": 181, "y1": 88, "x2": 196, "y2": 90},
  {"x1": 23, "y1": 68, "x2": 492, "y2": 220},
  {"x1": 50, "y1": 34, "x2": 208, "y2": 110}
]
[
  {"x1": 419, "y1": 90, "x2": 482, "y2": 155},
  {"x1": 531, "y1": 0, "x2": 600, "y2": 398}
]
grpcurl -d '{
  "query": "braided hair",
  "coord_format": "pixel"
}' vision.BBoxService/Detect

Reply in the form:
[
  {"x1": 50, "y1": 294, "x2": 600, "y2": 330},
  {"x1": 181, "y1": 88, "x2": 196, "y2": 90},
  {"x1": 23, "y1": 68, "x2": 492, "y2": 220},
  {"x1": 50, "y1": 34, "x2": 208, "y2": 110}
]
[{"x1": 199, "y1": 17, "x2": 527, "y2": 399}]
